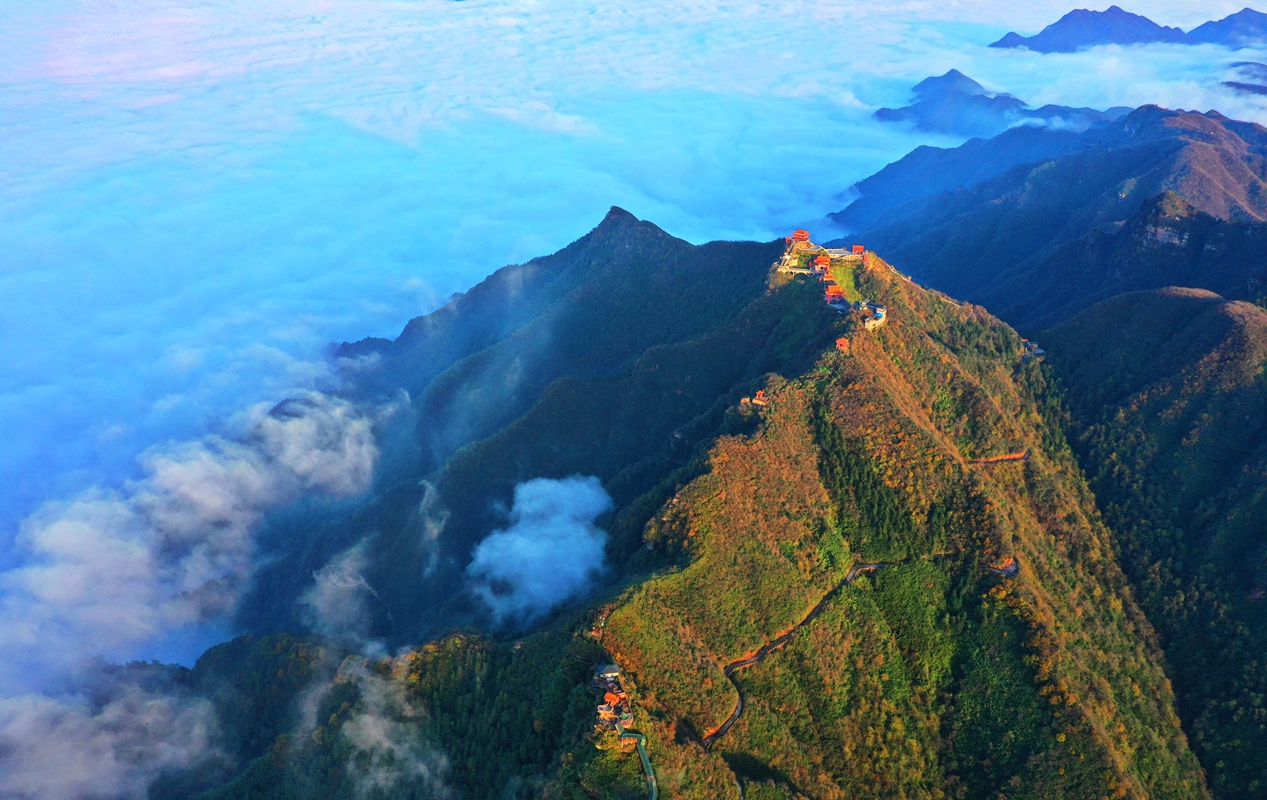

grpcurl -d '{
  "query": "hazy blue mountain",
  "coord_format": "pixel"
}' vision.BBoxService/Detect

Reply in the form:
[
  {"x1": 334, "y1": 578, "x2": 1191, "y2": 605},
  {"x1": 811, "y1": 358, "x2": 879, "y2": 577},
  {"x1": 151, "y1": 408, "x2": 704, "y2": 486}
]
[
  {"x1": 874, "y1": 69, "x2": 1128, "y2": 139},
  {"x1": 990, "y1": 5, "x2": 1192, "y2": 52},
  {"x1": 1225, "y1": 61, "x2": 1267, "y2": 95},
  {"x1": 1190, "y1": 7, "x2": 1267, "y2": 47}
]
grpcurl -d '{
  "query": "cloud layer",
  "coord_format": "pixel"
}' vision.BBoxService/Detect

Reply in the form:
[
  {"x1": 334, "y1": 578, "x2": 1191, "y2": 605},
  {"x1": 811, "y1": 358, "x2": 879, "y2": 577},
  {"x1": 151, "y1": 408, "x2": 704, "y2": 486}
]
[
  {"x1": 2, "y1": 0, "x2": 1263, "y2": 552},
  {"x1": 468, "y1": 475, "x2": 613, "y2": 621},
  {"x1": 0, "y1": 392, "x2": 377, "y2": 686},
  {"x1": 0, "y1": 685, "x2": 217, "y2": 800}
]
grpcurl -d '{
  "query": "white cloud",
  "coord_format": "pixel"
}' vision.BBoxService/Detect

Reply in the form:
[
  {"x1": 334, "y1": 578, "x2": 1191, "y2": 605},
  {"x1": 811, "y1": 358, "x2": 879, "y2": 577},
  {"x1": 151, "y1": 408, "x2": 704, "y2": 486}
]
[
  {"x1": 0, "y1": 392, "x2": 378, "y2": 687},
  {"x1": 467, "y1": 475, "x2": 612, "y2": 621},
  {"x1": 302, "y1": 540, "x2": 381, "y2": 647},
  {"x1": 0, "y1": 686, "x2": 218, "y2": 800}
]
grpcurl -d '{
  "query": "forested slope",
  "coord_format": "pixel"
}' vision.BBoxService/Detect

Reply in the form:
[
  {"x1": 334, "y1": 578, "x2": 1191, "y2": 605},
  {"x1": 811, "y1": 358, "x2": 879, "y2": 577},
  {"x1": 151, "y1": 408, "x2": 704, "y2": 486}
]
[
  {"x1": 593, "y1": 255, "x2": 1207, "y2": 799},
  {"x1": 1047, "y1": 288, "x2": 1267, "y2": 798},
  {"x1": 161, "y1": 242, "x2": 1221, "y2": 800},
  {"x1": 238, "y1": 209, "x2": 823, "y2": 640}
]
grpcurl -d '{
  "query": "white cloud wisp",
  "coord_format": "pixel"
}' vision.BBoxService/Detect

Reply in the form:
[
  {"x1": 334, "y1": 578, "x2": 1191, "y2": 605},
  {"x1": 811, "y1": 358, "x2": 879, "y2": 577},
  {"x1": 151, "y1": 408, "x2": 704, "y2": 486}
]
[
  {"x1": 0, "y1": 392, "x2": 378, "y2": 686},
  {"x1": 0, "y1": 686, "x2": 218, "y2": 800},
  {"x1": 467, "y1": 475, "x2": 613, "y2": 622}
]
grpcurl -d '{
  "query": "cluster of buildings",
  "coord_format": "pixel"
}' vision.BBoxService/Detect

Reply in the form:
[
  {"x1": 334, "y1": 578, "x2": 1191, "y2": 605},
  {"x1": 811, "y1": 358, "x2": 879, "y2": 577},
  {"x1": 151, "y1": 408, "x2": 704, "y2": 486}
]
[
  {"x1": 857, "y1": 301, "x2": 888, "y2": 330},
  {"x1": 1021, "y1": 338, "x2": 1045, "y2": 362},
  {"x1": 775, "y1": 230, "x2": 888, "y2": 328},
  {"x1": 593, "y1": 664, "x2": 635, "y2": 731}
]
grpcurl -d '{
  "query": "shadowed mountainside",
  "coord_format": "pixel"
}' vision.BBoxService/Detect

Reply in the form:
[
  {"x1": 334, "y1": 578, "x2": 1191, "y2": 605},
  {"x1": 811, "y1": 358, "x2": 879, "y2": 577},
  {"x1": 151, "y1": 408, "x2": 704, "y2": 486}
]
[
  {"x1": 837, "y1": 106, "x2": 1267, "y2": 331},
  {"x1": 1046, "y1": 288, "x2": 1267, "y2": 798},
  {"x1": 238, "y1": 209, "x2": 836, "y2": 641}
]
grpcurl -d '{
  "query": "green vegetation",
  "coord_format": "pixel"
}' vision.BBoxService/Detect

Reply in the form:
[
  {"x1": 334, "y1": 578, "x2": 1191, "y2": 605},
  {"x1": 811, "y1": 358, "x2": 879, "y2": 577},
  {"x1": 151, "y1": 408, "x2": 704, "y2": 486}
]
[
  {"x1": 829, "y1": 261, "x2": 863, "y2": 303},
  {"x1": 183, "y1": 628, "x2": 608, "y2": 800},
  {"x1": 164, "y1": 251, "x2": 1225, "y2": 800},
  {"x1": 1047, "y1": 287, "x2": 1267, "y2": 798},
  {"x1": 596, "y1": 256, "x2": 1207, "y2": 798}
]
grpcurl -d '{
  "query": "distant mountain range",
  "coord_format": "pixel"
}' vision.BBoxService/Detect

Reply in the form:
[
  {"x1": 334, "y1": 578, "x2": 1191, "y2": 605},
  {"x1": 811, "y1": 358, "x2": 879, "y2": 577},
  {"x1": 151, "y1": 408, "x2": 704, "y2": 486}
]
[
  {"x1": 833, "y1": 105, "x2": 1267, "y2": 329},
  {"x1": 1225, "y1": 60, "x2": 1267, "y2": 96},
  {"x1": 992, "y1": 5, "x2": 1267, "y2": 52},
  {"x1": 875, "y1": 68, "x2": 1130, "y2": 139}
]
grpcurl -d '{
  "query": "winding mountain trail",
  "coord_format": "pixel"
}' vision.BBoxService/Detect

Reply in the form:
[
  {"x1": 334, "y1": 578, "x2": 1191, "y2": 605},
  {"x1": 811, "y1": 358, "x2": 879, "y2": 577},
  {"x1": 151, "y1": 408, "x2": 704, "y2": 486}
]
[
  {"x1": 701, "y1": 562, "x2": 886, "y2": 750},
  {"x1": 968, "y1": 450, "x2": 1029, "y2": 465}
]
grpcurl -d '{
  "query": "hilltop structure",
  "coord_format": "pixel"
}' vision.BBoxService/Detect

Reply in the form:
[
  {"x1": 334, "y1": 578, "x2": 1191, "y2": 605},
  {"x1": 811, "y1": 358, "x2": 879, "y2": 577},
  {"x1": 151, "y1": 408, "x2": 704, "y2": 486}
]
[{"x1": 774, "y1": 231, "x2": 891, "y2": 331}]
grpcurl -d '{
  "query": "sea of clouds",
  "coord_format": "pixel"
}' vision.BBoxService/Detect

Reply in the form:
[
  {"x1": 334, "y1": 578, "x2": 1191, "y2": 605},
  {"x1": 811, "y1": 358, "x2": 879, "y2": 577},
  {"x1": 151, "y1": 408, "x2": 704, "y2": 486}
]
[
  {"x1": 2, "y1": 0, "x2": 1264, "y2": 562},
  {"x1": 0, "y1": 1, "x2": 1265, "y2": 794}
]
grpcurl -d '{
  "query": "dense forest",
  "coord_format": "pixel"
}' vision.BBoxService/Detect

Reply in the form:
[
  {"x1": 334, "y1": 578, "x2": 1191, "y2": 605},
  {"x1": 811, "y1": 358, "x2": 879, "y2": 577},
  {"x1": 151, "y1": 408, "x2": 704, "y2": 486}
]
[{"x1": 1046, "y1": 288, "x2": 1267, "y2": 798}]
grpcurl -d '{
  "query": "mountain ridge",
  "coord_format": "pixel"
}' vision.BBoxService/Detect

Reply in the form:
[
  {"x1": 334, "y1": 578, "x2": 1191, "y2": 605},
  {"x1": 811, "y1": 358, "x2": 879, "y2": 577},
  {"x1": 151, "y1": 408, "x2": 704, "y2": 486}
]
[
  {"x1": 990, "y1": 5, "x2": 1267, "y2": 52},
  {"x1": 837, "y1": 105, "x2": 1267, "y2": 330},
  {"x1": 874, "y1": 69, "x2": 1129, "y2": 139},
  {"x1": 146, "y1": 219, "x2": 1225, "y2": 800}
]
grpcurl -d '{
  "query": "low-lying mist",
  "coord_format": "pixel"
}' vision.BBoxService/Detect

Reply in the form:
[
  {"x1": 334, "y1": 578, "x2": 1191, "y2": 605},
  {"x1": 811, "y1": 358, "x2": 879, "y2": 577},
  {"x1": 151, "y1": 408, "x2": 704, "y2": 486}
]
[
  {"x1": 468, "y1": 476, "x2": 613, "y2": 623},
  {"x1": 0, "y1": 392, "x2": 380, "y2": 689}
]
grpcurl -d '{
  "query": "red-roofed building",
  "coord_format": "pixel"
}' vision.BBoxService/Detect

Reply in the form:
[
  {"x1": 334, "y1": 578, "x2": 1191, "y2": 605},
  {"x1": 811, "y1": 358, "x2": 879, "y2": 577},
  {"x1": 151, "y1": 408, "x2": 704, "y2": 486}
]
[
  {"x1": 852, "y1": 244, "x2": 865, "y2": 255},
  {"x1": 814, "y1": 254, "x2": 831, "y2": 268},
  {"x1": 792, "y1": 230, "x2": 810, "y2": 242},
  {"x1": 836, "y1": 337, "x2": 851, "y2": 354}
]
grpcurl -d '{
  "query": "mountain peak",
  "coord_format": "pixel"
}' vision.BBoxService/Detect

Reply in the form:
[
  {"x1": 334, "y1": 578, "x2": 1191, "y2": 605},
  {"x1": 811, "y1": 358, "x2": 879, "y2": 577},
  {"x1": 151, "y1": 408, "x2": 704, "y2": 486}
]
[
  {"x1": 991, "y1": 5, "x2": 1192, "y2": 52},
  {"x1": 603, "y1": 205, "x2": 637, "y2": 223},
  {"x1": 874, "y1": 70, "x2": 1121, "y2": 140},
  {"x1": 1189, "y1": 6, "x2": 1267, "y2": 47},
  {"x1": 588, "y1": 205, "x2": 651, "y2": 240},
  {"x1": 911, "y1": 69, "x2": 987, "y2": 99}
]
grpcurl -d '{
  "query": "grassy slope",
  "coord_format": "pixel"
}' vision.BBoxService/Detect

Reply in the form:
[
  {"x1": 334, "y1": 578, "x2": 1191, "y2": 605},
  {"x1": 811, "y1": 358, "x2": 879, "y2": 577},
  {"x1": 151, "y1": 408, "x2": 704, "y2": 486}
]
[
  {"x1": 1047, "y1": 287, "x2": 1267, "y2": 798},
  {"x1": 599, "y1": 255, "x2": 1207, "y2": 799}
]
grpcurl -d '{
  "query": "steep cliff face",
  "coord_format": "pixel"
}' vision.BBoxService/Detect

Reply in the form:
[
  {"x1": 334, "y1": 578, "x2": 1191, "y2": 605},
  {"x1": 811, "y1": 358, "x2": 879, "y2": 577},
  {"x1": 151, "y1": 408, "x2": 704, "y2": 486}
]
[{"x1": 594, "y1": 255, "x2": 1207, "y2": 799}]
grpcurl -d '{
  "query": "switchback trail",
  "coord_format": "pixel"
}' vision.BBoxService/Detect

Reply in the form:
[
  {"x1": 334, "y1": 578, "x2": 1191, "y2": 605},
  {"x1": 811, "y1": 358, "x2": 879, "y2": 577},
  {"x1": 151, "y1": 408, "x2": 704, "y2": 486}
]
[{"x1": 701, "y1": 562, "x2": 885, "y2": 750}]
